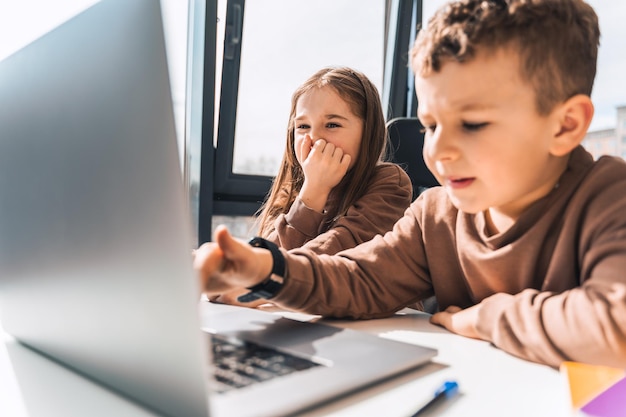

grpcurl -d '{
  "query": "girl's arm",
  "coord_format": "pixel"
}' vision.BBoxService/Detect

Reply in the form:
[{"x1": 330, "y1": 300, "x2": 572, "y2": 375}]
[{"x1": 268, "y1": 163, "x2": 412, "y2": 254}]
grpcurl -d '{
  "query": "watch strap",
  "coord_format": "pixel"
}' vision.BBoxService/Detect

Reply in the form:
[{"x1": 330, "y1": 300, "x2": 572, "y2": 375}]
[{"x1": 237, "y1": 237, "x2": 285, "y2": 303}]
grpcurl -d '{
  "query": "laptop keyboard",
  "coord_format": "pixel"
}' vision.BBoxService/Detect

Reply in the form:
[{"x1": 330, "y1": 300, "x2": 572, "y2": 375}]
[{"x1": 209, "y1": 334, "x2": 320, "y2": 393}]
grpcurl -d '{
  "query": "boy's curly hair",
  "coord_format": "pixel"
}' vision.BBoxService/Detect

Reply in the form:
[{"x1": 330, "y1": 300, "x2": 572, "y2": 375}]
[{"x1": 411, "y1": 0, "x2": 600, "y2": 115}]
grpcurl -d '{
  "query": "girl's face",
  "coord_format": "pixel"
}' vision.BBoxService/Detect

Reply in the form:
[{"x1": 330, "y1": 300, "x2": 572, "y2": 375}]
[{"x1": 293, "y1": 86, "x2": 364, "y2": 169}]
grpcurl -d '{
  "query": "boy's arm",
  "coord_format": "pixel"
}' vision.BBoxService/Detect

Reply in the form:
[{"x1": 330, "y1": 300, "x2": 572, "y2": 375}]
[
  {"x1": 433, "y1": 238, "x2": 626, "y2": 369},
  {"x1": 198, "y1": 210, "x2": 431, "y2": 314},
  {"x1": 478, "y1": 283, "x2": 626, "y2": 368},
  {"x1": 270, "y1": 203, "x2": 435, "y2": 318}
]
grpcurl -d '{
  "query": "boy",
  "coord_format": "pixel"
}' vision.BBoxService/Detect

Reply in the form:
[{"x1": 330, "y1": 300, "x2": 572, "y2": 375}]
[{"x1": 195, "y1": 0, "x2": 626, "y2": 369}]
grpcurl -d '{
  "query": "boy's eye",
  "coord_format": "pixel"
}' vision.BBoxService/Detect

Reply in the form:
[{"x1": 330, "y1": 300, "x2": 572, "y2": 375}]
[
  {"x1": 419, "y1": 124, "x2": 436, "y2": 134},
  {"x1": 462, "y1": 122, "x2": 488, "y2": 132}
]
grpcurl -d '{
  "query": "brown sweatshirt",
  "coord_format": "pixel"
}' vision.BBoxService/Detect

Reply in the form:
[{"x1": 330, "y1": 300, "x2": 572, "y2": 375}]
[
  {"x1": 272, "y1": 146, "x2": 626, "y2": 368},
  {"x1": 266, "y1": 162, "x2": 413, "y2": 255}
]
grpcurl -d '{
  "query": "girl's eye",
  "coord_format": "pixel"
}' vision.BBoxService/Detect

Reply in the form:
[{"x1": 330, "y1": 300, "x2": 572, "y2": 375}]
[
  {"x1": 326, "y1": 123, "x2": 340, "y2": 128},
  {"x1": 296, "y1": 124, "x2": 310, "y2": 130},
  {"x1": 462, "y1": 122, "x2": 488, "y2": 132}
]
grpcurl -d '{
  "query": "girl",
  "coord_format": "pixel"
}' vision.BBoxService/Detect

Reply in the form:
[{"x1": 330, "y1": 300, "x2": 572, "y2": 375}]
[{"x1": 215, "y1": 66, "x2": 412, "y2": 305}]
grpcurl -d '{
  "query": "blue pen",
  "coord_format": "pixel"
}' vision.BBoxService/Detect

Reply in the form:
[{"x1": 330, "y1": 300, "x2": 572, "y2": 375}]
[{"x1": 410, "y1": 380, "x2": 460, "y2": 416}]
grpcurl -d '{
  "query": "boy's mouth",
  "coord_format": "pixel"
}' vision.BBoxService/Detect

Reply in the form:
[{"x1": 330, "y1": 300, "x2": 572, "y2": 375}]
[{"x1": 446, "y1": 177, "x2": 475, "y2": 189}]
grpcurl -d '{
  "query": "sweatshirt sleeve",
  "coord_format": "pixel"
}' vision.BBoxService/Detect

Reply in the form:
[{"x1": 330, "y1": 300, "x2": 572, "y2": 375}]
[
  {"x1": 267, "y1": 163, "x2": 413, "y2": 255},
  {"x1": 474, "y1": 177, "x2": 626, "y2": 369},
  {"x1": 272, "y1": 199, "x2": 435, "y2": 319}
]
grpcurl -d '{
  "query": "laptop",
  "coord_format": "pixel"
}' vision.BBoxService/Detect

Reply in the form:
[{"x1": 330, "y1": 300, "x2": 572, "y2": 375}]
[{"x1": 0, "y1": 1, "x2": 437, "y2": 416}]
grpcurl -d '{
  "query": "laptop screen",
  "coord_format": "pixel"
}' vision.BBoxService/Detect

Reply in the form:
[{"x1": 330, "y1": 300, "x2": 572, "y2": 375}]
[{"x1": 0, "y1": 1, "x2": 210, "y2": 416}]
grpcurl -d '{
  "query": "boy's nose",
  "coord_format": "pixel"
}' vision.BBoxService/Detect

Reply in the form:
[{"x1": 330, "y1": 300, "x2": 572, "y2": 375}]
[{"x1": 424, "y1": 128, "x2": 458, "y2": 162}]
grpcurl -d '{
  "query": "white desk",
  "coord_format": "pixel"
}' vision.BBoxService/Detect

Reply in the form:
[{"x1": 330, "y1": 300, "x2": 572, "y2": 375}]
[{"x1": 0, "y1": 307, "x2": 573, "y2": 417}]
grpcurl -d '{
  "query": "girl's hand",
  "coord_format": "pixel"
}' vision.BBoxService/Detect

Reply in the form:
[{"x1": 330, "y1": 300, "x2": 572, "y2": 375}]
[
  {"x1": 298, "y1": 135, "x2": 351, "y2": 212},
  {"x1": 193, "y1": 225, "x2": 273, "y2": 296}
]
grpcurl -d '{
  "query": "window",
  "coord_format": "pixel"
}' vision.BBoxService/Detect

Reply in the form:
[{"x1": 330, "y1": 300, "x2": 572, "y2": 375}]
[
  {"x1": 578, "y1": 1, "x2": 626, "y2": 159},
  {"x1": 1, "y1": 0, "x2": 194, "y2": 238},
  {"x1": 189, "y1": 0, "x2": 418, "y2": 242},
  {"x1": 213, "y1": 0, "x2": 387, "y2": 204},
  {"x1": 0, "y1": 1, "x2": 189, "y2": 163},
  {"x1": 228, "y1": 0, "x2": 386, "y2": 178}
]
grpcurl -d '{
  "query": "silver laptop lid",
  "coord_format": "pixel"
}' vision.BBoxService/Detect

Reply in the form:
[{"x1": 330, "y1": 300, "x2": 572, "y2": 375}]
[{"x1": 0, "y1": 1, "x2": 210, "y2": 416}]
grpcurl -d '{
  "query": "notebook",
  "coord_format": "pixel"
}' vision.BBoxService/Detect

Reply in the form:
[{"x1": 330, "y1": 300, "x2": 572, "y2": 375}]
[{"x1": 0, "y1": 1, "x2": 437, "y2": 416}]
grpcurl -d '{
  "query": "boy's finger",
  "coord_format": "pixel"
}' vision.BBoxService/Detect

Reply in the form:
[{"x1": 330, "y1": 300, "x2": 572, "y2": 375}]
[
  {"x1": 429, "y1": 311, "x2": 448, "y2": 327},
  {"x1": 214, "y1": 225, "x2": 250, "y2": 262},
  {"x1": 214, "y1": 226, "x2": 236, "y2": 255},
  {"x1": 444, "y1": 305, "x2": 462, "y2": 314},
  {"x1": 193, "y1": 244, "x2": 225, "y2": 288}
]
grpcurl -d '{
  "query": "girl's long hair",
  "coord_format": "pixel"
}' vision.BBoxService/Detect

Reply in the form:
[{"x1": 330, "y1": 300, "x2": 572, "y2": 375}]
[{"x1": 256, "y1": 66, "x2": 388, "y2": 237}]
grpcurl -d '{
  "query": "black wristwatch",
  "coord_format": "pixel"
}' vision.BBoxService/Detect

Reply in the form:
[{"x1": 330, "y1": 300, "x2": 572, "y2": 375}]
[{"x1": 237, "y1": 237, "x2": 286, "y2": 303}]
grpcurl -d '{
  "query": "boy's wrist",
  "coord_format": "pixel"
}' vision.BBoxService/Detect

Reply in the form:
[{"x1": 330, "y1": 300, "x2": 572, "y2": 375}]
[
  {"x1": 238, "y1": 238, "x2": 286, "y2": 303},
  {"x1": 250, "y1": 247, "x2": 274, "y2": 283}
]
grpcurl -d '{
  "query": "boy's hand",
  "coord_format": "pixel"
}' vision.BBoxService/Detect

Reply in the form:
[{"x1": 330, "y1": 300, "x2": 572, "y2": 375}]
[
  {"x1": 430, "y1": 305, "x2": 482, "y2": 340},
  {"x1": 208, "y1": 287, "x2": 269, "y2": 308},
  {"x1": 193, "y1": 225, "x2": 273, "y2": 296},
  {"x1": 298, "y1": 136, "x2": 351, "y2": 212}
]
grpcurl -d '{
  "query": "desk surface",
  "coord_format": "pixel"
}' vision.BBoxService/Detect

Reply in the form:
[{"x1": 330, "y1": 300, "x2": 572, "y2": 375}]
[{"x1": 0, "y1": 306, "x2": 573, "y2": 417}]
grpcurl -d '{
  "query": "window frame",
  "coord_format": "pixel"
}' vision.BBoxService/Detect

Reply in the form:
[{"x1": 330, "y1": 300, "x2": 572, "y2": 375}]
[
  {"x1": 213, "y1": 0, "x2": 274, "y2": 217},
  {"x1": 189, "y1": 0, "x2": 422, "y2": 241}
]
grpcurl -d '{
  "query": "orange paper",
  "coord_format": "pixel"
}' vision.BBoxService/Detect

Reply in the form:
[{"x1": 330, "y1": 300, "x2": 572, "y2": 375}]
[{"x1": 559, "y1": 361, "x2": 625, "y2": 409}]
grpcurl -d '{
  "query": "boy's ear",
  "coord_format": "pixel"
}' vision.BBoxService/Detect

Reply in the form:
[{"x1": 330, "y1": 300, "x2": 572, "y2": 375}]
[{"x1": 550, "y1": 94, "x2": 594, "y2": 157}]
